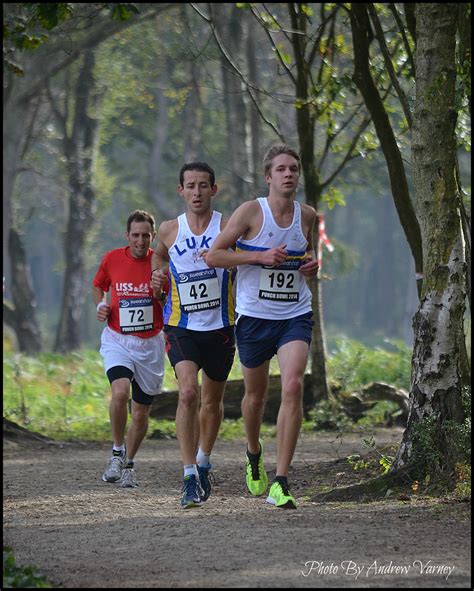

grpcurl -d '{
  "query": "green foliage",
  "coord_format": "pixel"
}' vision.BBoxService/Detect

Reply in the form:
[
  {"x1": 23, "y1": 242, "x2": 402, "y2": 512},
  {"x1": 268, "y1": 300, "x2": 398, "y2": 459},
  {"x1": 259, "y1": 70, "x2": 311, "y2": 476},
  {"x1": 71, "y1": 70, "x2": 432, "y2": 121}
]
[
  {"x1": 148, "y1": 419, "x2": 177, "y2": 440},
  {"x1": 411, "y1": 389, "x2": 471, "y2": 479},
  {"x1": 3, "y1": 339, "x2": 412, "y2": 441},
  {"x1": 304, "y1": 338, "x2": 411, "y2": 433},
  {"x1": 2, "y1": 347, "x2": 269, "y2": 441},
  {"x1": 219, "y1": 418, "x2": 275, "y2": 440},
  {"x1": 3, "y1": 349, "x2": 178, "y2": 440},
  {"x1": 3, "y1": 3, "x2": 141, "y2": 77},
  {"x1": 355, "y1": 400, "x2": 398, "y2": 428},
  {"x1": 106, "y1": 3, "x2": 141, "y2": 22},
  {"x1": 3, "y1": 546, "x2": 52, "y2": 588},
  {"x1": 305, "y1": 398, "x2": 352, "y2": 431},
  {"x1": 3, "y1": 3, "x2": 73, "y2": 75},
  {"x1": 361, "y1": 435, "x2": 394, "y2": 474},
  {"x1": 32, "y1": 4, "x2": 74, "y2": 30},
  {"x1": 327, "y1": 337, "x2": 411, "y2": 392},
  {"x1": 322, "y1": 186, "x2": 346, "y2": 209},
  {"x1": 346, "y1": 454, "x2": 369, "y2": 472},
  {"x1": 347, "y1": 436, "x2": 397, "y2": 478},
  {"x1": 453, "y1": 463, "x2": 471, "y2": 500}
]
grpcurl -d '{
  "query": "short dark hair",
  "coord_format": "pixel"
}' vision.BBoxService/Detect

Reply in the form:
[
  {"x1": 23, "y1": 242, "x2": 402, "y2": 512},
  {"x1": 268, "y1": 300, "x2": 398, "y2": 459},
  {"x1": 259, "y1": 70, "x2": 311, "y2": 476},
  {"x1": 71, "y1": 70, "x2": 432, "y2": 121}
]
[
  {"x1": 179, "y1": 162, "x2": 216, "y2": 187},
  {"x1": 263, "y1": 145, "x2": 301, "y2": 177},
  {"x1": 126, "y1": 209, "x2": 155, "y2": 233}
]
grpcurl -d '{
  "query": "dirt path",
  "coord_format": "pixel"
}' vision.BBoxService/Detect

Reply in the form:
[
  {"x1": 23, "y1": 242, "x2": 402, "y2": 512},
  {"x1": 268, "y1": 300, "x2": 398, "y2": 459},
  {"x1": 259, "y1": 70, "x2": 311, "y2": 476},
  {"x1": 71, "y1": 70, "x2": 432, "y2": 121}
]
[{"x1": 3, "y1": 428, "x2": 471, "y2": 588}]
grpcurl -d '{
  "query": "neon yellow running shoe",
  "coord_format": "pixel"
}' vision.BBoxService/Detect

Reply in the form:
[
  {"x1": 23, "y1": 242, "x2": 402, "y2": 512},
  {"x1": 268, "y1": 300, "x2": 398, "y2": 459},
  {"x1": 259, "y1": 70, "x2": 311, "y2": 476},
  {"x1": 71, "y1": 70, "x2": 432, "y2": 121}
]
[
  {"x1": 266, "y1": 479, "x2": 297, "y2": 509},
  {"x1": 245, "y1": 442, "x2": 268, "y2": 496}
]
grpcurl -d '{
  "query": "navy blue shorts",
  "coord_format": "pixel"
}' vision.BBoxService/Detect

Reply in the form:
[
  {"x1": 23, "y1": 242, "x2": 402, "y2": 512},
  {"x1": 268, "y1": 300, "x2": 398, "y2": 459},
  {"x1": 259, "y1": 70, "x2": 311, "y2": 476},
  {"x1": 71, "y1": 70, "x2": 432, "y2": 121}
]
[{"x1": 236, "y1": 312, "x2": 314, "y2": 368}]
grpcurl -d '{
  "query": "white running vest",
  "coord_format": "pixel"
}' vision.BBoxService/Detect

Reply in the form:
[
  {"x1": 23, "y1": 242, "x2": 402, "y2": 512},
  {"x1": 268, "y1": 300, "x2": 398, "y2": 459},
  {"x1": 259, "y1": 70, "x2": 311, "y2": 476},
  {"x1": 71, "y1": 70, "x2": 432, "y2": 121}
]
[
  {"x1": 235, "y1": 197, "x2": 312, "y2": 320},
  {"x1": 164, "y1": 211, "x2": 235, "y2": 330}
]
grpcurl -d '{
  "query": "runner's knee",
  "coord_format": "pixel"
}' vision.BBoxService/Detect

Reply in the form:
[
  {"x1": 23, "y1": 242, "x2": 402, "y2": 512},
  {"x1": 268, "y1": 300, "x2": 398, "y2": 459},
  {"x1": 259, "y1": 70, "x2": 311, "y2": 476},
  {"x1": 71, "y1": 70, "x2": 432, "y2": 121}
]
[
  {"x1": 110, "y1": 382, "x2": 131, "y2": 404},
  {"x1": 200, "y1": 395, "x2": 223, "y2": 414},
  {"x1": 131, "y1": 403, "x2": 150, "y2": 426},
  {"x1": 178, "y1": 385, "x2": 200, "y2": 411},
  {"x1": 243, "y1": 389, "x2": 267, "y2": 411},
  {"x1": 281, "y1": 375, "x2": 304, "y2": 400}
]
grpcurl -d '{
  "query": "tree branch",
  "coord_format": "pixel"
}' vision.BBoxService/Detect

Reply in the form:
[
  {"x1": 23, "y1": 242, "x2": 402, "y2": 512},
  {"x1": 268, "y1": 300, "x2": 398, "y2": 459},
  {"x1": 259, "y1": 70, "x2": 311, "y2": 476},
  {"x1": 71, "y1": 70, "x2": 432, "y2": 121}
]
[
  {"x1": 250, "y1": 4, "x2": 296, "y2": 85},
  {"x1": 368, "y1": 4, "x2": 412, "y2": 129},
  {"x1": 389, "y1": 3, "x2": 416, "y2": 76},
  {"x1": 350, "y1": 3, "x2": 423, "y2": 279},
  {"x1": 321, "y1": 115, "x2": 372, "y2": 189},
  {"x1": 191, "y1": 3, "x2": 284, "y2": 140},
  {"x1": 16, "y1": 5, "x2": 176, "y2": 105}
]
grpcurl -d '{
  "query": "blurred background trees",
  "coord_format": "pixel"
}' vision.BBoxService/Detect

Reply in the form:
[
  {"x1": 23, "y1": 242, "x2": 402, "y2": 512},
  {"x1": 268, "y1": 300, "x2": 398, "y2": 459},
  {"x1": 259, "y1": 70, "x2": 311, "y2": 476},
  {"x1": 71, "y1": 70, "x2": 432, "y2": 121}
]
[{"x1": 3, "y1": 2, "x2": 470, "y2": 363}]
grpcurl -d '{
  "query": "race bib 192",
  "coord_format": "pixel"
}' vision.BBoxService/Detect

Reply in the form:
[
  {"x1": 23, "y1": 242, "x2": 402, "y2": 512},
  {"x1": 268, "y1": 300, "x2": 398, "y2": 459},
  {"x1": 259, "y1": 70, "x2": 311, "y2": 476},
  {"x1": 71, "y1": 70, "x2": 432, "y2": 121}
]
[{"x1": 258, "y1": 260, "x2": 300, "y2": 301}]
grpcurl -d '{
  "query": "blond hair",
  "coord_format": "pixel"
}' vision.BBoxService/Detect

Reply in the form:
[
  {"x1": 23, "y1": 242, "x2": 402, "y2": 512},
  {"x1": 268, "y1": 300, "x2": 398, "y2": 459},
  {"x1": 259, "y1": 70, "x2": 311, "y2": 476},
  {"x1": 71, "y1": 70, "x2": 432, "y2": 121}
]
[{"x1": 263, "y1": 144, "x2": 301, "y2": 177}]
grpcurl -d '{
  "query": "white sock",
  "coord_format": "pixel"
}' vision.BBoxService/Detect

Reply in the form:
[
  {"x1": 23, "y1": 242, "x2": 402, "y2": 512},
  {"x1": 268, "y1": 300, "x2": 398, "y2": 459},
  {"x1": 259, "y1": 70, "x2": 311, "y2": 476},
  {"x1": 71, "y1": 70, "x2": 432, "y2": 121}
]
[
  {"x1": 113, "y1": 444, "x2": 125, "y2": 455},
  {"x1": 184, "y1": 464, "x2": 199, "y2": 478},
  {"x1": 196, "y1": 447, "x2": 211, "y2": 468}
]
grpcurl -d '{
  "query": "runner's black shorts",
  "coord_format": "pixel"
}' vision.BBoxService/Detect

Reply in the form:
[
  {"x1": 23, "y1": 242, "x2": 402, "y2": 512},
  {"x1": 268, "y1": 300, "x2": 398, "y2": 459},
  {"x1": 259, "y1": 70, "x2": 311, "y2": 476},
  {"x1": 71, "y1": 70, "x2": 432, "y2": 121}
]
[{"x1": 164, "y1": 325, "x2": 236, "y2": 382}]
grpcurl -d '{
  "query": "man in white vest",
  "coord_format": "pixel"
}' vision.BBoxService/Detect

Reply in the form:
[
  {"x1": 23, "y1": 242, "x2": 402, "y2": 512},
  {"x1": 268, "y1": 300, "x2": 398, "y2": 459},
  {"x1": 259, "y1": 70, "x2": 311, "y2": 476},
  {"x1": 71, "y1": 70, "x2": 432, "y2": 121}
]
[
  {"x1": 207, "y1": 145, "x2": 319, "y2": 509},
  {"x1": 151, "y1": 162, "x2": 236, "y2": 508}
]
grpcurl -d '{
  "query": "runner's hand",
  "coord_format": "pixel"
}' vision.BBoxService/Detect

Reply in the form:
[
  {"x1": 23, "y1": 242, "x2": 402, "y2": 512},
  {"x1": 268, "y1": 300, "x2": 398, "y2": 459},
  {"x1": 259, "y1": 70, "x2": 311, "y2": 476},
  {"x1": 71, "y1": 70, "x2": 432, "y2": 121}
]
[
  {"x1": 97, "y1": 303, "x2": 110, "y2": 322},
  {"x1": 151, "y1": 269, "x2": 167, "y2": 291},
  {"x1": 299, "y1": 255, "x2": 319, "y2": 277},
  {"x1": 259, "y1": 244, "x2": 287, "y2": 267}
]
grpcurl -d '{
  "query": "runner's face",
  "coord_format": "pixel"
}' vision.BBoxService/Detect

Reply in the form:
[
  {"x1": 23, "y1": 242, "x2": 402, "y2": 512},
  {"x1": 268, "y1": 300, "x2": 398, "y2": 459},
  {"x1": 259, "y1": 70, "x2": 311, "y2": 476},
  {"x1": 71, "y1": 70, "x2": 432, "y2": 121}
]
[
  {"x1": 266, "y1": 154, "x2": 300, "y2": 196},
  {"x1": 178, "y1": 170, "x2": 217, "y2": 214},
  {"x1": 126, "y1": 221, "x2": 155, "y2": 259}
]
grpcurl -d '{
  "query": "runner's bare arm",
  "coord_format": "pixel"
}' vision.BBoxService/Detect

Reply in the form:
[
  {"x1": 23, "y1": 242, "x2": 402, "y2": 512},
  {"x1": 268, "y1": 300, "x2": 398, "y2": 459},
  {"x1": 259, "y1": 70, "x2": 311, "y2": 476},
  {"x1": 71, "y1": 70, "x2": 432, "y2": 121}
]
[
  {"x1": 93, "y1": 286, "x2": 110, "y2": 321},
  {"x1": 201, "y1": 217, "x2": 238, "y2": 265},
  {"x1": 206, "y1": 202, "x2": 288, "y2": 268},
  {"x1": 151, "y1": 220, "x2": 176, "y2": 297}
]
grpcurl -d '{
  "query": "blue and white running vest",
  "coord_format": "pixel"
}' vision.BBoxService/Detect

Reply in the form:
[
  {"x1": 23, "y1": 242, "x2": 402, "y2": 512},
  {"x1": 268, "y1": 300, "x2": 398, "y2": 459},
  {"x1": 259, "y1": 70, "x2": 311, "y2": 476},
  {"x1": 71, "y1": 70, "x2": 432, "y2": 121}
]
[
  {"x1": 235, "y1": 197, "x2": 312, "y2": 320},
  {"x1": 164, "y1": 211, "x2": 235, "y2": 330}
]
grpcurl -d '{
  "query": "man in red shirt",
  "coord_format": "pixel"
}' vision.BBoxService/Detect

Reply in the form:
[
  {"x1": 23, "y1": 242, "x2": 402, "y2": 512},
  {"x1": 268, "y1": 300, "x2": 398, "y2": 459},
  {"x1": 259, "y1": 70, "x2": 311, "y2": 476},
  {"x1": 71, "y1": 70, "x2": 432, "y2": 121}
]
[{"x1": 93, "y1": 209, "x2": 168, "y2": 488}]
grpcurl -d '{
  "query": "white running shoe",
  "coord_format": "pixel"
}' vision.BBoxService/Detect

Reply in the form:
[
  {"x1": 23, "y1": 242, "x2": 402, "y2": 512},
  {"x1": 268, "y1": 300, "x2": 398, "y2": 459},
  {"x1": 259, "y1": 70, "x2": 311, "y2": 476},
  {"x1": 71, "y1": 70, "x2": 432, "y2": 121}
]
[
  {"x1": 121, "y1": 467, "x2": 139, "y2": 488},
  {"x1": 102, "y1": 453, "x2": 125, "y2": 482}
]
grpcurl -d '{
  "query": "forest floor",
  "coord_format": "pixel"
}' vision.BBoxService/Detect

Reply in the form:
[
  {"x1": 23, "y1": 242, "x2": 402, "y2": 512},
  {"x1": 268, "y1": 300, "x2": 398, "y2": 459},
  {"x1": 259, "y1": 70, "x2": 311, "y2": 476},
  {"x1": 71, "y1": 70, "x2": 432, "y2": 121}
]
[{"x1": 3, "y1": 426, "x2": 471, "y2": 589}]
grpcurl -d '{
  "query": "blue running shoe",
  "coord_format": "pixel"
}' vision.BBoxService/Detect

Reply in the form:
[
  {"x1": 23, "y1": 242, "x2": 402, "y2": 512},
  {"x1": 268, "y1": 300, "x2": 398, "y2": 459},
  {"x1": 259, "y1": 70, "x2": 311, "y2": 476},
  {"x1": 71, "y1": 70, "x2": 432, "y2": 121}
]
[
  {"x1": 198, "y1": 464, "x2": 213, "y2": 502},
  {"x1": 180, "y1": 474, "x2": 203, "y2": 509}
]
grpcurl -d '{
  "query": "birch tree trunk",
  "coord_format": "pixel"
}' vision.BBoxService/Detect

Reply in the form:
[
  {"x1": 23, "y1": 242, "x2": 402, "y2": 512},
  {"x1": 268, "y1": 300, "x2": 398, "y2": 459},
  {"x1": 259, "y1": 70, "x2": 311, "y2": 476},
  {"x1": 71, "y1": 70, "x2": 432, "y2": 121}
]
[{"x1": 392, "y1": 4, "x2": 466, "y2": 474}]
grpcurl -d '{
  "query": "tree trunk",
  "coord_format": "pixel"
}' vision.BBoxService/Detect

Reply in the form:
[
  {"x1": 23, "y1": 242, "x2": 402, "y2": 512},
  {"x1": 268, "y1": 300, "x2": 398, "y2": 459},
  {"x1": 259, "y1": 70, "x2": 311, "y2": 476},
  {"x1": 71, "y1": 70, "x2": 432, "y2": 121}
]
[
  {"x1": 392, "y1": 4, "x2": 466, "y2": 475},
  {"x1": 2, "y1": 97, "x2": 26, "y2": 293},
  {"x1": 245, "y1": 11, "x2": 262, "y2": 195},
  {"x1": 2, "y1": 92, "x2": 44, "y2": 351},
  {"x1": 3, "y1": 5, "x2": 176, "y2": 352},
  {"x1": 289, "y1": 5, "x2": 331, "y2": 403},
  {"x1": 148, "y1": 80, "x2": 170, "y2": 210},
  {"x1": 350, "y1": 3, "x2": 424, "y2": 294},
  {"x1": 55, "y1": 51, "x2": 99, "y2": 352},
  {"x1": 183, "y1": 61, "x2": 203, "y2": 164},
  {"x1": 213, "y1": 4, "x2": 249, "y2": 210},
  {"x1": 3, "y1": 229, "x2": 43, "y2": 354}
]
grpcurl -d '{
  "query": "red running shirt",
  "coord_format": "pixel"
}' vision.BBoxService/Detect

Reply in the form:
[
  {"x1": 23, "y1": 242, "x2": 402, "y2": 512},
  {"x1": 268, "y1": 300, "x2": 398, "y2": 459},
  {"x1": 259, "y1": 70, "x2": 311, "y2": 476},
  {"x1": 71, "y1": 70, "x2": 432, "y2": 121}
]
[{"x1": 93, "y1": 247, "x2": 167, "y2": 338}]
